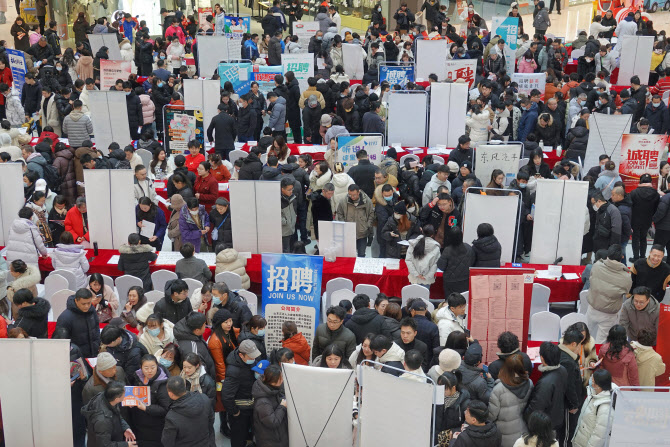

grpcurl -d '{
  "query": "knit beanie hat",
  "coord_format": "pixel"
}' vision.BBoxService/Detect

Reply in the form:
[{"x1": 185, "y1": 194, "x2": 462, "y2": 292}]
[
  {"x1": 438, "y1": 348, "x2": 461, "y2": 374},
  {"x1": 97, "y1": 352, "x2": 117, "y2": 371}
]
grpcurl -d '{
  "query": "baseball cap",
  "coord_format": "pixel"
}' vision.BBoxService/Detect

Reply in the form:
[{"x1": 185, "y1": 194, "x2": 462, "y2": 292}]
[
  {"x1": 410, "y1": 300, "x2": 427, "y2": 311},
  {"x1": 251, "y1": 359, "x2": 270, "y2": 374},
  {"x1": 239, "y1": 339, "x2": 261, "y2": 359}
]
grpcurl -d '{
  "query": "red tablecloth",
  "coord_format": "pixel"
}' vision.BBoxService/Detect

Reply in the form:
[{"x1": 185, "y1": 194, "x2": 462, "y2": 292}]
[
  {"x1": 526, "y1": 340, "x2": 604, "y2": 381},
  {"x1": 502, "y1": 263, "x2": 585, "y2": 303}
]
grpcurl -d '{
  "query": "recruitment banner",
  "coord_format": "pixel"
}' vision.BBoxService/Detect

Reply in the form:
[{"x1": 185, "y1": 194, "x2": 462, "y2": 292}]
[
  {"x1": 654, "y1": 304, "x2": 670, "y2": 387},
  {"x1": 282, "y1": 53, "x2": 314, "y2": 91},
  {"x1": 512, "y1": 73, "x2": 546, "y2": 98},
  {"x1": 619, "y1": 134, "x2": 666, "y2": 192},
  {"x1": 224, "y1": 15, "x2": 251, "y2": 60},
  {"x1": 198, "y1": 7, "x2": 213, "y2": 30},
  {"x1": 337, "y1": 135, "x2": 384, "y2": 170},
  {"x1": 490, "y1": 16, "x2": 519, "y2": 75},
  {"x1": 219, "y1": 62, "x2": 252, "y2": 94},
  {"x1": 251, "y1": 66, "x2": 284, "y2": 96},
  {"x1": 262, "y1": 253, "x2": 323, "y2": 350},
  {"x1": 100, "y1": 59, "x2": 132, "y2": 91},
  {"x1": 293, "y1": 21, "x2": 320, "y2": 54},
  {"x1": 165, "y1": 107, "x2": 204, "y2": 155},
  {"x1": 6, "y1": 49, "x2": 26, "y2": 94},
  {"x1": 379, "y1": 64, "x2": 414, "y2": 87},
  {"x1": 444, "y1": 59, "x2": 477, "y2": 88}
]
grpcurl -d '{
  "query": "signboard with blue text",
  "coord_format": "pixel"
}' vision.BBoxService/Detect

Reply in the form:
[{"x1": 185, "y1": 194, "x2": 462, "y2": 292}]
[
  {"x1": 262, "y1": 253, "x2": 323, "y2": 350},
  {"x1": 490, "y1": 16, "x2": 519, "y2": 75},
  {"x1": 6, "y1": 49, "x2": 26, "y2": 95},
  {"x1": 252, "y1": 66, "x2": 285, "y2": 96},
  {"x1": 219, "y1": 62, "x2": 252, "y2": 94},
  {"x1": 337, "y1": 135, "x2": 384, "y2": 171},
  {"x1": 379, "y1": 64, "x2": 414, "y2": 87}
]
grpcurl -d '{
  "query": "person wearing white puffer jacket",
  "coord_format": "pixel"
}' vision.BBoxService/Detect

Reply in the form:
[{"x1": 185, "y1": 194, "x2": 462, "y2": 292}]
[
  {"x1": 434, "y1": 292, "x2": 468, "y2": 345},
  {"x1": 119, "y1": 38, "x2": 135, "y2": 72},
  {"x1": 0, "y1": 132, "x2": 21, "y2": 161},
  {"x1": 49, "y1": 231, "x2": 90, "y2": 290},
  {"x1": 466, "y1": 104, "x2": 492, "y2": 144},
  {"x1": 166, "y1": 36, "x2": 185, "y2": 75},
  {"x1": 5, "y1": 207, "x2": 48, "y2": 266},
  {"x1": 571, "y1": 369, "x2": 615, "y2": 447},
  {"x1": 330, "y1": 162, "x2": 355, "y2": 209},
  {"x1": 215, "y1": 247, "x2": 251, "y2": 290}
]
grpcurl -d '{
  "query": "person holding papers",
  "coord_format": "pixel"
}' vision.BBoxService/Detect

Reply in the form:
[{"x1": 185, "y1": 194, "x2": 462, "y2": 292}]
[{"x1": 136, "y1": 197, "x2": 167, "y2": 251}]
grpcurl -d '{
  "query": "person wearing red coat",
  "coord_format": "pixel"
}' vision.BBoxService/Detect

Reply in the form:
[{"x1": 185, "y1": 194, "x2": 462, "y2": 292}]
[
  {"x1": 281, "y1": 322, "x2": 311, "y2": 366},
  {"x1": 64, "y1": 197, "x2": 90, "y2": 245},
  {"x1": 0, "y1": 60, "x2": 13, "y2": 119},
  {"x1": 194, "y1": 161, "x2": 219, "y2": 211},
  {"x1": 184, "y1": 143, "x2": 205, "y2": 174},
  {"x1": 164, "y1": 20, "x2": 186, "y2": 45}
]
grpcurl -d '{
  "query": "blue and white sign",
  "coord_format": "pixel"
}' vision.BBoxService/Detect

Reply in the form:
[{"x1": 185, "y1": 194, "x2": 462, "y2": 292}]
[
  {"x1": 337, "y1": 135, "x2": 384, "y2": 170},
  {"x1": 262, "y1": 253, "x2": 323, "y2": 350},
  {"x1": 219, "y1": 62, "x2": 252, "y2": 94},
  {"x1": 379, "y1": 64, "x2": 414, "y2": 87},
  {"x1": 6, "y1": 49, "x2": 26, "y2": 94},
  {"x1": 490, "y1": 16, "x2": 519, "y2": 75}
]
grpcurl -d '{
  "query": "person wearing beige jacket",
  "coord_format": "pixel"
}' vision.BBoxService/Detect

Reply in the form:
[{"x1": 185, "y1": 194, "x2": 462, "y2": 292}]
[
  {"x1": 632, "y1": 330, "x2": 666, "y2": 390},
  {"x1": 215, "y1": 247, "x2": 251, "y2": 290}
]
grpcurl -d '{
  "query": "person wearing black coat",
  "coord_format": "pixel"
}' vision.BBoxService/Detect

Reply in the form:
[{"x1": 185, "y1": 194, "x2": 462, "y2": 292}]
[
  {"x1": 311, "y1": 188, "x2": 333, "y2": 240},
  {"x1": 128, "y1": 361, "x2": 171, "y2": 447},
  {"x1": 167, "y1": 163, "x2": 197, "y2": 197},
  {"x1": 534, "y1": 113, "x2": 561, "y2": 148},
  {"x1": 138, "y1": 36, "x2": 154, "y2": 76},
  {"x1": 124, "y1": 85, "x2": 143, "y2": 140},
  {"x1": 419, "y1": 194, "x2": 462, "y2": 248},
  {"x1": 472, "y1": 226, "x2": 502, "y2": 267},
  {"x1": 101, "y1": 326, "x2": 148, "y2": 380},
  {"x1": 238, "y1": 149, "x2": 264, "y2": 180},
  {"x1": 345, "y1": 294, "x2": 389, "y2": 344},
  {"x1": 154, "y1": 279, "x2": 193, "y2": 324},
  {"x1": 55, "y1": 291, "x2": 101, "y2": 358},
  {"x1": 524, "y1": 342, "x2": 568, "y2": 431},
  {"x1": 612, "y1": 188, "x2": 632, "y2": 256},
  {"x1": 151, "y1": 81, "x2": 171, "y2": 137},
  {"x1": 207, "y1": 104, "x2": 237, "y2": 160},
  {"x1": 435, "y1": 385, "x2": 471, "y2": 442},
  {"x1": 558, "y1": 334, "x2": 585, "y2": 446},
  {"x1": 400, "y1": 166, "x2": 422, "y2": 204},
  {"x1": 381, "y1": 210, "x2": 422, "y2": 259},
  {"x1": 252, "y1": 372, "x2": 289, "y2": 447},
  {"x1": 81, "y1": 384, "x2": 133, "y2": 447},
  {"x1": 27, "y1": 39, "x2": 55, "y2": 65},
  {"x1": 630, "y1": 176, "x2": 660, "y2": 260},
  {"x1": 162, "y1": 382, "x2": 216, "y2": 447},
  {"x1": 448, "y1": 138, "x2": 474, "y2": 168},
  {"x1": 564, "y1": 118, "x2": 589, "y2": 162},
  {"x1": 410, "y1": 301, "x2": 440, "y2": 364},
  {"x1": 395, "y1": 318, "x2": 430, "y2": 372},
  {"x1": 118, "y1": 238, "x2": 158, "y2": 291},
  {"x1": 211, "y1": 283, "x2": 253, "y2": 329},
  {"x1": 437, "y1": 229, "x2": 476, "y2": 295},
  {"x1": 173, "y1": 313, "x2": 217, "y2": 378},
  {"x1": 348, "y1": 154, "x2": 378, "y2": 198},
  {"x1": 13, "y1": 294, "x2": 51, "y2": 338},
  {"x1": 285, "y1": 75, "x2": 302, "y2": 143},
  {"x1": 55, "y1": 92, "x2": 73, "y2": 125},
  {"x1": 375, "y1": 187, "x2": 399, "y2": 258},
  {"x1": 237, "y1": 96, "x2": 257, "y2": 142},
  {"x1": 302, "y1": 98, "x2": 322, "y2": 144},
  {"x1": 577, "y1": 54, "x2": 596, "y2": 78},
  {"x1": 21, "y1": 74, "x2": 43, "y2": 117},
  {"x1": 221, "y1": 344, "x2": 259, "y2": 447},
  {"x1": 210, "y1": 199, "x2": 233, "y2": 249}
]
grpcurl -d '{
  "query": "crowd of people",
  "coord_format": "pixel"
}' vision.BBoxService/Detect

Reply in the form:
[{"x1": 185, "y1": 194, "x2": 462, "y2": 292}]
[{"x1": 0, "y1": 0, "x2": 669, "y2": 446}]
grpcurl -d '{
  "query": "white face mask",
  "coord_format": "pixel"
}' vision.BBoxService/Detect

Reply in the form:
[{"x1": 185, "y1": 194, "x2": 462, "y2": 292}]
[
  {"x1": 655, "y1": 49, "x2": 663, "y2": 54},
  {"x1": 407, "y1": 206, "x2": 415, "y2": 213},
  {"x1": 393, "y1": 213, "x2": 403, "y2": 220},
  {"x1": 592, "y1": 204, "x2": 599, "y2": 211},
  {"x1": 189, "y1": 209, "x2": 199, "y2": 216},
  {"x1": 585, "y1": 57, "x2": 593, "y2": 63}
]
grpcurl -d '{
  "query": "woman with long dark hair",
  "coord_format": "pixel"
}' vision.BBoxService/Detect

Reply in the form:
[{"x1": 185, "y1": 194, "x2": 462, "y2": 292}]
[
  {"x1": 87, "y1": 272, "x2": 118, "y2": 323},
  {"x1": 121, "y1": 285, "x2": 148, "y2": 328},
  {"x1": 405, "y1": 224, "x2": 441, "y2": 287},
  {"x1": 268, "y1": 135, "x2": 291, "y2": 164},
  {"x1": 149, "y1": 148, "x2": 173, "y2": 180},
  {"x1": 564, "y1": 322, "x2": 598, "y2": 387},
  {"x1": 515, "y1": 411, "x2": 558, "y2": 447},
  {"x1": 207, "y1": 308, "x2": 238, "y2": 436},
  {"x1": 486, "y1": 168, "x2": 506, "y2": 195},
  {"x1": 381, "y1": 202, "x2": 421, "y2": 259},
  {"x1": 136, "y1": 196, "x2": 167, "y2": 250},
  {"x1": 128, "y1": 354, "x2": 171, "y2": 447},
  {"x1": 349, "y1": 332, "x2": 377, "y2": 367},
  {"x1": 252, "y1": 364, "x2": 289, "y2": 446},
  {"x1": 238, "y1": 315, "x2": 268, "y2": 360},
  {"x1": 435, "y1": 371, "x2": 470, "y2": 443},
  {"x1": 598, "y1": 324, "x2": 639, "y2": 386},
  {"x1": 317, "y1": 344, "x2": 352, "y2": 369}
]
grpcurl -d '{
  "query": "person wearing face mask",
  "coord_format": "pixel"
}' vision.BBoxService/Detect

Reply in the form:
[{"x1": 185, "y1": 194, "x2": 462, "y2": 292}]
[
  {"x1": 174, "y1": 312, "x2": 217, "y2": 379},
  {"x1": 252, "y1": 364, "x2": 289, "y2": 447},
  {"x1": 138, "y1": 312, "x2": 176, "y2": 359},
  {"x1": 154, "y1": 279, "x2": 193, "y2": 324},
  {"x1": 577, "y1": 52, "x2": 596, "y2": 79},
  {"x1": 238, "y1": 315, "x2": 268, "y2": 361},
  {"x1": 642, "y1": 94, "x2": 666, "y2": 134},
  {"x1": 286, "y1": 1, "x2": 303, "y2": 34},
  {"x1": 571, "y1": 369, "x2": 613, "y2": 447},
  {"x1": 281, "y1": 321, "x2": 311, "y2": 365},
  {"x1": 156, "y1": 344, "x2": 181, "y2": 376}
]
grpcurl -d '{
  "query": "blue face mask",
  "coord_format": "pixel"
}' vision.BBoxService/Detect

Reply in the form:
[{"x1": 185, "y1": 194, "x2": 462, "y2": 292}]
[
  {"x1": 245, "y1": 358, "x2": 255, "y2": 365},
  {"x1": 160, "y1": 55, "x2": 166, "y2": 60},
  {"x1": 257, "y1": 329, "x2": 266, "y2": 337},
  {"x1": 147, "y1": 328, "x2": 160, "y2": 337},
  {"x1": 254, "y1": 372, "x2": 261, "y2": 379},
  {"x1": 519, "y1": 183, "x2": 527, "y2": 189},
  {"x1": 212, "y1": 296, "x2": 222, "y2": 306},
  {"x1": 384, "y1": 196, "x2": 392, "y2": 202},
  {"x1": 159, "y1": 357, "x2": 172, "y2": 368},
  {"x1": 653, "y1": 102, "x2": 661, "y2": 108},
  {"x1": 157, "y1": 82, "x2": 164, "y2": 88}
]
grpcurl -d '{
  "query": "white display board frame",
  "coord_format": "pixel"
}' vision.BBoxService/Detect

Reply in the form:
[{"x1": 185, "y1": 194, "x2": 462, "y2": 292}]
[
  {"x1": 387, "y1": 91, "x2": 428, "y2": 147},
  {"x1": 0, "y1": 163, "x2": 24, "y2": 245},
  {"x1": 474, "y1": 143, "x2": 524, "y2": 186},
  {"x1": 317, "y1": 221, "x2": 357, "y2": 257},
  {"x1": 618, "y1": 36, "x2": 654, "y2": 86},
  {"x1": 87, "y1": 34, "x2": 123, "y2": 60},
  {"x1": 229, "y1": 181, "x2": 282, "y2": 254},
  {"x1": 183, "y1": 79, "x2": 221, "y2": 140},
  {"x1": 0, "y1": 339, "x2": 73, "y2": 447},
  {"x1": 584, "y1": 113, "x2": 633, "y2": 170},
  {"x1": 342, "y1": 43, "x2": 365, "y2": 80},
  {"x1": 88, "y1": 91, "x2": 132, "y2": 156},
  {"x1": 415, "y1": 38, "x2": 448, "y2": 81},
  {"x1": 429, "y1": 82, "x2": 469, "y2": 147},
  {"x1": 608, "y1": 387, "x2": 670, "y2": 446},
  {"x1": 197, "y1": 36, "x2": 230, "y2": 79},
  {"x1": 530, "y1": 179, "x2": 589, "y2": 265},
  {"x1": 463, "y1": 190, "x2": 521, "y2": 263}
]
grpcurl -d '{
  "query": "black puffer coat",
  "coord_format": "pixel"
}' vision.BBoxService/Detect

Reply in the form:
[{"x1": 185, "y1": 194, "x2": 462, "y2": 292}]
[
  {"x1": 118, "y1": 243, "x2": 157, "y2": 290},
  {"x1": 345, "y1": 307, "x2": 388, "y2": 344},
  {"x1": 400, "y1": 168, "x2": 422, "y2": 203},
  {"x1": 209, "y1": 290, "x2": 253, "y2": 329},
  {"x1": 221, "y1": 347, "x2": 257, "y2": 415},
  {"x1": 161, "y1": 391, "x2": 215, "y2": 447},
  {"x1": 381, "y1": 214, "x2": 422, "y2": 259},
  {"x1": 105, "y1": 330, "x2": 148, "y2": 379},
  {"x1": 252, "y1": 379, "x2": 289, "y2": 447},
  {"x1": 81, "y1": 392, "x2": 131, "y2": 447},
  {"x1": 238, "y1": 325, "x2": 268, "y2": 360},
  {"x1": 173, "y1": 317, "x2": 217, "y2": 378},
  {"x1": 524, "y1": 364, "x2": 568, "y2": 428},
  {"x1": 238, "y1": 152, "x2": 263, "y2": 180},
  {"x1": 154, "y1": 280, "x2": 194, "y2": 324},
  {"x1": 14, "y1": 297, "x2": 51, "y2": 338},
  {"x1": 55, "y1": 295, "x2": 100, "y2": 358},
  {"x1": 52, "y1": 145, "x2": 77, "y2": 204},
  {"x1": 125, "y1": 91, "x2": 143, "y2": 129},
  {"x1": 564, "y1": 120, "x2": 589, "y2": 160},
  {"x1": 472, "y1": 235, "x2": 502, "y2": 267},
  {"x1": 435, "y1": 388, "x2": 470, "y2": 437}
]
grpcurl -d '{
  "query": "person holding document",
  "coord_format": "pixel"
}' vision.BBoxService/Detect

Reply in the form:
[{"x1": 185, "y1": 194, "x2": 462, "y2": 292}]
[{"x1": 136, "y1": 197, "x2": 167, "y2": 251}]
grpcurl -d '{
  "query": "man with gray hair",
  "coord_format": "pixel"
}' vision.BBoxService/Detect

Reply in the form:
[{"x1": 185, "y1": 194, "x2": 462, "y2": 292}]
[
  {"x1": 311, "y1": 182, "x2": 334, "y2": 242},
  {"x1": 568, "y1": 92, "x2": 587, "y2": 127}
]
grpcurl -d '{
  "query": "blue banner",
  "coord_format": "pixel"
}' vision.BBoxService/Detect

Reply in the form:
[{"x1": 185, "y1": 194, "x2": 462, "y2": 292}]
[
  {"x1": 379, "y1": 65, "x2": 414, "y2": 87},
  {"x1": 219, "y1": 62, "x2": 252, "y2": 94},
  {"x1": 6, "y1": 49, "x2": 26, "y2": 94},
  {"x1": 262, "y1": 253, "x2": 323, "y2": 350},
  {"x1": 491, "y1": 16, "x2": 519, "y2": 75}
]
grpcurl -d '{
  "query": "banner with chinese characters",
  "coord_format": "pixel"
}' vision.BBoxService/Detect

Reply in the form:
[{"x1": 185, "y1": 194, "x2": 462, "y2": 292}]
[
  {"x1": 474, "y1": 144, "x2": 522, "y2": 187},
  {"x1": 198, "y1": 7, "x2": 213, "y2": 31},
  {"x1": 282, "y1": 53, "x2": 314, "y2": 91},
  {"x1": 490, "y1": 16, "x2": 519, "y2": 75},
  {"x1": 379, "y1": 64, "x2": 415, "y2": 87},
  {"x1": 293, "y1": 21, "x2": 321, "y2": 54},
  {"x1": 262, "y1": 253, "x2": 323, "y2": 351},
  {"x1": 511, "y1": 73, "x2": 546, "y2": 99},
  {"x1": 251, "y1": 66, "x2": 285, "y2": 96},
  {"x1": 6, "y1": 49, "x2": 26, "y2": 94},
  {"x1": 165, "y1": 107, "x2": 204, "y2": 155},
  {"x1": 100, "y1": 59, "x2": 132, "y2": 91},
  {"x1": 219, "y1": 62, "x2": 252, "y2": 94},
  {"x1": 444, "y1": 59, "x2": 477, "y2": 89},
  {"x1": 619, "y1": 134, "x2": 667, "y2": 192},
  {"x1": 337, "y1": 135, "x2": 384, "y2": 171}
]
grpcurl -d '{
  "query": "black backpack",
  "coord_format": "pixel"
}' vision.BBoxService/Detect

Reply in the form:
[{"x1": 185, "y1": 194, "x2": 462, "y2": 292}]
[{"x1": 42, "y1": 163, "x2": 62, "y2": 192}]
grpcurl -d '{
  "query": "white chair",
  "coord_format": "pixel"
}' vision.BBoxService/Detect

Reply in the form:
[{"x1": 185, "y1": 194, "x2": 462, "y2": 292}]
[
  {"x1": 330, "y1": 289, "x2": 356, "y2": 308},
  {"x1": 215, "y1": 271, "x2": 243, "y2": 290},
  {"x1": 354, "y1": 284, "x2": 380, "y2": 299},
  {"x1": 237, "y1": 289, "x2": 258, "y2": 315},
  {"x1": 571, "y1": 48, "x2": 585, "y2": 60},
  {"x1": 44, "y1": 274, "x2": 69, "y2": 304},
  {"x1": 87, "y1": 274, "x2": 115, "y2": 291},
  {"x1": 401, "y1": 284, "x2": 430, "y2": 307},
  {"x1": 529, "y1": 311, "x2": 561, "y2": 342},
  {"x1": 260, "y1": 153, "x2": 267, "y2": 164},
  {"x1": 145, "y1": 290, "x2": 165, "y2": 303},
  {"x1": 529, "y1": 283, "x2": 551, "y2": 322},
  {"x1": 661, "y1": 288, "x2": 670, "y2": 305},
  {"x1": 579, "y1": 289, "x2": 589, "y2": 314},
  {"x1": 151, "y1": 270, "x2": 178, "y2": 294},
  {"x1": 323, "y1": 277, "x2": 354, "y2": 320},
  {"x1": 432, "y1": 155, "x2": 445, "y2": 165},
  {"x1": 560, "y1": 312, "x2": 588, "y2": 334},
  {"x1": 519, "y1": 157, "x2": 529, "y2": 170},
  {"x1": 421, "y1": 297, "x2": 435, "y2": 312},
  {"x1": 50, "y1": 269, "x2": 77, "y2": 291},
  {"x1": 184, "y1": 278, "x2": 203, "y2": 298},
  {"x1": 136, "y1": 148, "x2": 153, "y2": 168},
  {"x1": 115, "y1": 275, "x2": 144, "y2": 310},
  {"x1": 228, "y1": 149, "x2": 248, "y2": 165},
  {"x1": 461, "y1": 291, "x2": 469, "y2": 308},
  {"x1": 50, "y1": 289, "x2": 75, "y2": 320},
  {"x1": 399, "y1": 154, "x2": 420, "y2": 166}
]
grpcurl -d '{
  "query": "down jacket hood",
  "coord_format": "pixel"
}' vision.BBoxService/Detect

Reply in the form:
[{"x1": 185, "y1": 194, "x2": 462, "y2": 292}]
[
  {"x1": 119, "y1": 243, "x2": 155, "y2": 254},
  {"x1": 379, "y1": 342, "x2": 405, "y2": 363},
  {"x1": 501, "y1": 377, "x2": 532, "y2": 399},
  {"x1": 66, "y1": 295, "x2": 96, "y2": 316},
  {"x1": 10, "y1": 218, "x2": 36, "y2": 236},
  {"x1": 350, "y1": 307, "x2": 380, "y2": 325},
  {"x1": 17, "y1": 297, "x2": 51, "y2": 319}
]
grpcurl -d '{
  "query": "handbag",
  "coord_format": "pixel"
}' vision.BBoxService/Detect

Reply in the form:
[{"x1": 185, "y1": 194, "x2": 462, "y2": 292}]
[
  {"x1": 437, "y1": 428, "x2": 452, "y2": 447},
  {"x1": 97, "y1": 305, "x2": 114, "y2": 323}
]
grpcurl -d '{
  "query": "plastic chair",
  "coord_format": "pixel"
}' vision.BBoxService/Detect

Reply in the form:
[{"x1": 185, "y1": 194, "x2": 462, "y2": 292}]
[
  {"x1": 215, "y1": 271, "x2": 243, "y2": 290},
  {"x1": 145, "y1": 290, "x2": 165, "y2": 303},
  {"x1": 115, "y1": 275, "x2": 144, "y2": 310},
  {"x1": 50, "y1": 269, "x2": 77, "y2": 291},
  {"x1": 354, "y1": 284, "x2": 380, "y2": 300},
  {"x1": 519, "y1": 157, "x2": 529, "y2": 170},
  {"x1": 237, "y1": 289, "x2": 258, "y2": 315},
  {"x1": 260, "y1": 153, "x2": 267, "y2": 164},
  {"x1": 136, "y1": 148, "x2": 153, "y2": 168},
  {"x1": 228, "y1": 149, "x2": 248, "y2": 166},
  {"x1": 560, "y1": 312, "x2": 588, "y2": 334},
  {"x1": 399, "y1": 154, "x2": 420, "y2": 166},
  {"x1": 530, "y1": 311, "x2": 561, "y2": 342},
  {"x1": 184, "y1": 278, "x2": 204, "y2": 298},
  {"x1": 44, "y1": 274, "x2": 69, "y2": 304},
  {"x1": 579, "y1": 289, "x2": 589, "y2": 314},
  {"x1": 50, "y1": 289, "x2": 75, "y2": 321},
  {"x1": 421, "y1": 297, "x2": 435, "y2": 312},
  {"x1": 529, "y1": 283, "x2": 551, "y2": 322},
  {"x1": 87, "y1": 274, "x2": 115, "y2": 291},
  {"x1": 151, "y1": 270, "x2": 178, "y2": 294},
  {"x1": 401, "y1": 284, "x2": 430, "y2": 308},
  {"x1": 330, "y1": 289, "x2": 357, "y2": 308},
  {"x1": 432, "y1": 155, "x2": 445, "y2": 165},
  {"x1": 571, "y1": 48, "x2": 585, "y2": 60}
]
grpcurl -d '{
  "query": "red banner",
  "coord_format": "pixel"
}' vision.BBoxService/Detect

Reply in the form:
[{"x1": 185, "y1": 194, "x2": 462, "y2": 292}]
[{"x1": 619, "y1": 134, "x2": 667, "y2": 192}]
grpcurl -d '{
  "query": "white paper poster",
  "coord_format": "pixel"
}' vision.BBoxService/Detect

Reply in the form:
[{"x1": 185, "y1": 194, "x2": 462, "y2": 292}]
[
  {"x1": 475, "y1": 144, "x2": 523, "y2": 186},
  {"x1": 100, "y1": 60, "x2": 132, "y2": 91},
  {"x1": 444, "y1": 59, "x2": 477, "y2": 88},
  {"x1": 282, "y1": 53, "x2": 314, "y2": 92},
  {"x1": 353, "y1": 257, "x2": 386, "y2": 274},
  {"x1": 293, "y1": 21, "x2": 321, "y2": 54},
  {"x1": 512, "y1": 73, "x2": 546, "y2": 97}
]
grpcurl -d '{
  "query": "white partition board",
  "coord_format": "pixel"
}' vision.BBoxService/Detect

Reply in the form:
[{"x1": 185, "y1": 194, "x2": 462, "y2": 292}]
[
  {"x1": 318, "y1": 221, "x2": 357, "y2": 257},
  {"x1": 584, "y1": 113, "x2": 633, "y2": 170},
  {"x1": 229, "y1": 180, "x2": 258, "y2": 253},
  {"x1": 342, "y1": 43, "x2": 365, "y2": 80},
  {"x1": 416, "y1": 39, "x2": 448, "y2": 80},
  {"x1": 255, "y1": 181, "x2": 283, "y2": 254},
  {"x1": 359, "y1": 366, "x2": 434, "y2": 447},
  {"x1": 530, "y1": 179, "x2": 588, "y2": 265},
  {"x1": 618, "y1": 36, "x2": 654, "y2": 86},
  {"x1": 0, "y1": 163, "x2": 24, "y2": 245},
  {"x1": 429, "y1": 83, "x2": 468, "y2": 148},
  {"x1": 183, "y1": 79, "x2": 221, "y2": 137},
  {"x1": 198, "y1": 36, "x2": 230, "y2": 79},
  {"x1": 283, "y1": 363, "x2": 354, "y2": 447},
  {"x1": 0, "y1": 339, "x2": 72, "y2": 447},
  {"x1": 109, "y1": 170, "x2": 137, "y2": 249},
  {"x1": 84, "y1": 170, "x2": 113, "y2": 248},
  {"x1": 463, "y1": 193, "x2": 520, "y2": 263},
  {"x1": 387, "y1": 92, "x2": 428, "y2": 147},
  {"x1": 609, "y1": 390, "x2": 670, "y2": 446},
  {"x1": 88, "y1": 91, "x2": 132, "y2": 155},
  {"x1": 87, "y1": 34, "x2": 122, "y2": 60}
]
